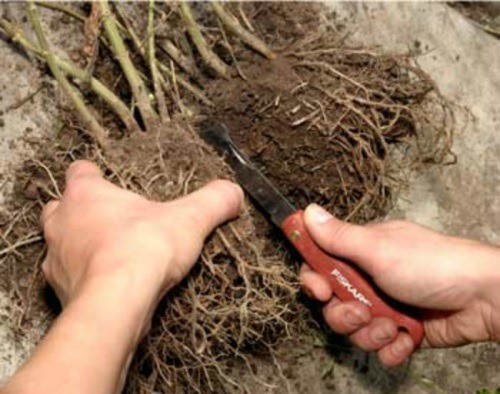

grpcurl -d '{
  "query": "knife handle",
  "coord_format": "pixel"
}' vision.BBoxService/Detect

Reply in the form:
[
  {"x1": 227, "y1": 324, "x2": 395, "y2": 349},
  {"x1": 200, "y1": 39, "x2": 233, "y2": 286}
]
[{"x1": 281, "y1": 210, "x2": 424, "y2": 346}]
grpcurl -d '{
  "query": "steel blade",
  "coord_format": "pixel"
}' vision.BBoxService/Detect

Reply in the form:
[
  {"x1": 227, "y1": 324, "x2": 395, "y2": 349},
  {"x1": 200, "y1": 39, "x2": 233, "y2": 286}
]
[{"x1": 200, "y1": 122, "x2": 296, "y2": 226}]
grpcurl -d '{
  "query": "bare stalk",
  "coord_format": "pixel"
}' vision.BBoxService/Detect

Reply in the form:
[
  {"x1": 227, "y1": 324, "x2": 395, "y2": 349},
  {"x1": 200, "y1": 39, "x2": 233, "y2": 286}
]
[
  {"x1": 35, "y1": 1, "x2": 86, "y2": 23},
  {"x1": 29, "y1": 2, "x2": 213, "y2": 107},
  {"x1": 114, "y1": 5, "x2": 213, "y2": 107},
  {"x1": 158, "y1": 63, "x2": 212, "y2": 106},
  {"x1": 158, "y1": 39, "x2": 198, "y2": 78},
  {"x1": 26, "y1": 2, "x2": 108, "y2": 147},
  {"x1": 217, "y1": 19, "x2": 247, "y2": 80},
  {"x1": 99, "y1": 0, "x2": 159, "y2": 131},
  {"x1": 211, "y1": 2, "x2": 275, "y2": 60},
  {"x1": 180, "y1": 2, "x2": 230, "y2": 79},
  {"x1": 0, "y1": 19, "x2": 140, "y2": 134},
  {"x1": 36, "y1": 1, "x2": 128, "y2": 48},
  {"x1": 148, "y1": 0, "x2": 169, "y2": 123}
]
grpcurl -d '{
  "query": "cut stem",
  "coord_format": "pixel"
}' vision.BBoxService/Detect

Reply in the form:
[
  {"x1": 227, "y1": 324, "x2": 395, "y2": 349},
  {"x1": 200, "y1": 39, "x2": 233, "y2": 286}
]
[
  {"x1": 212, "y1": 2, "x2": 275, "y2": 60},
  {"x1": 157, "y1": 63, "x2": 212, "y2": 106},
  {"x1": 180, "y1": 2, "x2": 230, "y2": 79},
  {"x1": 99, "y1": 0, "x2": 159, "y2": 131},
  {"x1": 0, "y1": 19, "x2": 140, "y2": 134},
  {"x1": 26, "y1": 2, "x2": 108, "y2": 147},
  {"x1": 35, "y1": 1, "x2": 86, "y2": 23},
  {"x1": 114, "y1": 5, "x2": 212, "y2": 107},
  {"x1": 148, "y1": 0, "x2": 169, "y2": 123},
  {"x1": 158, "y1": 39, "x2": 198, "y2": 78}
]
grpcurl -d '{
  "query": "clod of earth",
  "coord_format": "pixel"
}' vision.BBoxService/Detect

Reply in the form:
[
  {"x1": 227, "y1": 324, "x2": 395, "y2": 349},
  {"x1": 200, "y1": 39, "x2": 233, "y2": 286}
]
[{"x1": 0, "y1": 2, "x2": 454, "y2": 392}]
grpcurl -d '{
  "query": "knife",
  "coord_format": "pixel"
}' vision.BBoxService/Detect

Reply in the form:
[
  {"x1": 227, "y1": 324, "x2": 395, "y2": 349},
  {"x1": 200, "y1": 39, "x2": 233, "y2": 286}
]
[{"x1": 200, "y1": 122, "x2": 424, "y2": 346}]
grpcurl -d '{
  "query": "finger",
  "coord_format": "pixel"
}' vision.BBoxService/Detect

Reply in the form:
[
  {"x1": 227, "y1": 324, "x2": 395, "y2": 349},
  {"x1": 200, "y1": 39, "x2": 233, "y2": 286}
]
[
  {"x1": 322, "y1": 299, "x2": 371, "y2": 335},
  {"x1": 173, "y1": 180, "x2": 244, "y2": 236},
  {"x1": 41, "y1": 256, "x2": 64, "y2": 304},
  {"x1": 303, "y1": 204, "x2": 380, "y2": 275},
  {"x1": 300, "y1": 264, "x2": 333, "y2": 301},
  {"x1": 40, "y1": 200, "x2": 60, "y2": 227},
  {"x1": 349, "y1": 317, "x2": 398, "y2": 351},
  {"x1": 377, "y1": 332, "x2": 415, "y2": 367},
  {"x1": 65, "y1": 160, "x2": 102, "y2": 184},
  {"x1": 41, "y1": 258, "x2": 51, "y2": 282}
]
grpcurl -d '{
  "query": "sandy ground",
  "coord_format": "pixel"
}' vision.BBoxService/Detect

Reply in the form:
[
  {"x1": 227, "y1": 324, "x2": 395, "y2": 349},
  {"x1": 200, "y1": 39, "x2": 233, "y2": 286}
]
[{"x1": 1, "y1": 2, "x2": 499, "y2": 392}]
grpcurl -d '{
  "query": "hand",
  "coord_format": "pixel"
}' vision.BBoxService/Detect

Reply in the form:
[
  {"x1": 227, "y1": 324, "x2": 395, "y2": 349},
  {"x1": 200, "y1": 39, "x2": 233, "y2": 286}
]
[
  {"x1": 42, "y1": 160, "x2": 243, "y2": 325},
  {"x1": 300, "y1": 204, "x2": 500, "y2": 367},
  {"x1": 3, "y1": 160, "x2": 243, "y2": 394}
]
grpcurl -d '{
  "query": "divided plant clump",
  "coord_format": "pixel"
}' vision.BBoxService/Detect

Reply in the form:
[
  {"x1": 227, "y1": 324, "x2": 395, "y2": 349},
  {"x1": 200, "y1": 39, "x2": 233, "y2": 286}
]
[{"x1": 0, "y1": 2, "x2": 454, "y2": 392}]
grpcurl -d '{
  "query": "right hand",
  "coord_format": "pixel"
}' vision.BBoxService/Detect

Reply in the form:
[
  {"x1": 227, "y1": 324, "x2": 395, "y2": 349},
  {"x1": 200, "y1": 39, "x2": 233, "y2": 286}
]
[{"x1": 300, "y1": 204, "x2": 500, "y2": 367}]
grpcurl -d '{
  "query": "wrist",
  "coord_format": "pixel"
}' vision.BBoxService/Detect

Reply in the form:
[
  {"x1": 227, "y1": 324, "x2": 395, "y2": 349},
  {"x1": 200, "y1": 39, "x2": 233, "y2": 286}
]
[
  {"x1": 471, "y1": 246, "x2": 500, "y2": 341},
  {"x1": 9, "y1": 273, "x2": 159, "y2": 394},
  {"x1": 71, "y1": 272, "x2": 160, "y2": 341}
]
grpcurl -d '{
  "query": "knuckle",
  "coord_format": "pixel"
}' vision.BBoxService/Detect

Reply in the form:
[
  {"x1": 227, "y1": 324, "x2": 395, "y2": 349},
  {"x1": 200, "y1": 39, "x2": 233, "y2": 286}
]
[
  {"x1": 64, "y1": 177, "x2": 93, "y2": 201},
  {"x1": 323, "y1": 303, "x2": 342, "y2": 329},
  {"x1": 68, "y1": 160, "x2": 95, "y2": 176},
  {"x1": 43, "y1": 224, "x2": 58, "y2": 245},
  {"x1": 41, "y1": 200, "x2": 58, "y2": 226},
  {"x1": 327, "y1": 221, "x2": 354, "y2": 245},
  {"x1": 66, "y1": 161, "x2": 101, "y2": 187},
  {"x1": 41, "y1": 260, "x2": 53, "y2": 282},
  {"x1": 367, "y1": 233, "x2": 395, "y2": 275}
]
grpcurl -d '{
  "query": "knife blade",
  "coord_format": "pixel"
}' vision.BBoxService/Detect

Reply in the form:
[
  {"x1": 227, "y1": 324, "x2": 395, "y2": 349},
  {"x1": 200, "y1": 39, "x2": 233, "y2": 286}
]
[
  {"x1": 200, "y1": 122, "x2": 295, "y2": 226},
  {"x1": 200, "y1": 121, "x2": 424, "y2": 346}
]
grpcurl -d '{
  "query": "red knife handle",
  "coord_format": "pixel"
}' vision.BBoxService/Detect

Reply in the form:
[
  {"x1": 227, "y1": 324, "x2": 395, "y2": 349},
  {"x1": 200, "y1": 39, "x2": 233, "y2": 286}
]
[{"x1": 281, "y1": 210, "x2": 424, "y2": 346}]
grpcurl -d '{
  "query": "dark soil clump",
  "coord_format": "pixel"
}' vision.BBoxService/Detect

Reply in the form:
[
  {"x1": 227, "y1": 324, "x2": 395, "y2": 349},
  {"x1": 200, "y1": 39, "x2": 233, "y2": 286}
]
[{"x1": 206, "y1": 5, "x2": 453, "y2": 223}]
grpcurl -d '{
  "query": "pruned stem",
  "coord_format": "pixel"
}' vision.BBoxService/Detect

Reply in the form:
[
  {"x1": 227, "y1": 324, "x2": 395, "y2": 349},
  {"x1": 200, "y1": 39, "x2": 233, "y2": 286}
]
[
  {"x1": 0, "y1": 18, "x2": 140, "y2": 134},
  {"x1": 180, "y1": 2, "x2": 230, "y2": 79},
  {"x1": 114, "y1": 5, "x2": 213, "y2": 107},
  {"x1": 217, "y1": 18, "x2": 247, "y2": 80},
  {"x1": 35, "y1": 1, "x2": 86, "y2": 23},
  {"x1": 158, "y1": 62, "x2": 212, "y2": 106},
  {"x1": 99, "y1": 0, "x2": 159, "y2": 131},
  {"x1": 26, "y1": 2, "x2": 108, "y2": 147},
  {"x1": 148, "y1": 0, "x2": 169, "y2": 123},
  {"x1": 158, "y1": 39, "x2": 198, "y2": 78},
  {"x1": 212, "y1": 2, "x2": 275, "y2": 60}
]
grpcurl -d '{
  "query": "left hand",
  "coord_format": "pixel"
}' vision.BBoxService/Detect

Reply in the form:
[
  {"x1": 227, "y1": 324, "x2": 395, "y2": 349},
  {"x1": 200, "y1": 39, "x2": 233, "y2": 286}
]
[
  {"x1": 3, "y1": 160, "x2": 243, "y2": 394},
  {"x1": 41, "y1": 160, "x2": 243, "y2": 329}
]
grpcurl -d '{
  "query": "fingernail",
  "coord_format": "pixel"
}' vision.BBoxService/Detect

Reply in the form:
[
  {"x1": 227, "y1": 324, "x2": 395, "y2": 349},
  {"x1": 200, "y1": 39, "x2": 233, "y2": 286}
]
[
  {"x1": 309, "y1": 204, "x2": 333, "y2": 225},
  {"x1": 345, "y1": 310, "x2": 367, "y2": 329},
  {"x1": 392, "y1": 336, "x2": 413, "y2": 356},
  {"x1": 371, "y1": 327, "x2": 395, "y2": 344}
]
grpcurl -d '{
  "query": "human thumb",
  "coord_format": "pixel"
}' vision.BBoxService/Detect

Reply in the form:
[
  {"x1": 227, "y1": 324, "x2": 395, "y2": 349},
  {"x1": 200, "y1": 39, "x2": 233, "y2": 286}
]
[
  {"x1": 173, "y1": 180, "x2": 244, "y2": 236},
  {"x1": 303, "y1": 204, "x2": 379, "y2": 275}
]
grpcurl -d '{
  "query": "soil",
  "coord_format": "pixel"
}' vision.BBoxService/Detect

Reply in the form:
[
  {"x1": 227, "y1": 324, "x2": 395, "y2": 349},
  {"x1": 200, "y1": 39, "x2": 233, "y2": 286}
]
[
  {"x1": 206, "y1": 53, "x2": 451, "y2": 226},
  {"x1": 0, "y1": 2, "x2": 455, "y2": 393}
]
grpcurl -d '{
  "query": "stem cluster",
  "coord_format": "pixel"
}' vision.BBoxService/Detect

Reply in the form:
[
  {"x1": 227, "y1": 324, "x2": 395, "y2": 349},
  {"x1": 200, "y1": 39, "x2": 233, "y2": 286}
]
[{"x1": 0, "y1": 2, "x2": 275, "y2": 144}]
